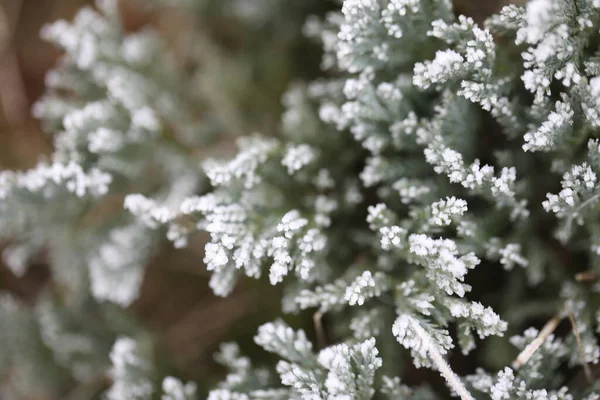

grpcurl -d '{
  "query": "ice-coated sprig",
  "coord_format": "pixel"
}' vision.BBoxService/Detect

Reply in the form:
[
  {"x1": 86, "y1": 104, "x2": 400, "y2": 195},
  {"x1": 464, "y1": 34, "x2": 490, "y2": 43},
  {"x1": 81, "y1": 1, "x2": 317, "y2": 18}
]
[
  {"x1": 408, "y1": 234, "x2": 479, "y2": 297},
  {"x1": 413, "y1": 49, "x2": 466, "y2": 89},
  {"x1": 124, "y1": 194, "x2": 177, "y2": 229},
  {"x1": 337, "y1": 0, "x2": 452, "y2": 73},
  {"x1": 508, "y1": 328, "x2": 569, "y2": 388},
  {"x1": 350, "y1": 307, "x2": 386, "y2": 340},
  {"x1": 123, "y1": 176, "x2": 199, "y2": 248},
  {"x1": 345, "y1": 271, "x2": 390, "y2": 306},
  {"x1": 129, "y1": 132, "x2": 333, "y2": 295},
  {"x1": 485, "y1": 240, "x2": 529, "y2": 271},
  {"x1": 516, "y1": 0, "x2": 599, "y2": 101},
  {"x1": 209, "y1": 341, "x2": 280, "y2": 398},
  {"x1": 106, "y1": 337, "x2": 155, "y2": 400},
  {"x1": 282, "y1": 144, "x2": 318, "y2": 175},
  {"x1": 295, "y1": 280, "x2": 347, "y2": 312},
  {"x1": 392, "y1": 314, "x2": 473, "y2": 399},
  {"x1": 88, "y1": 224, "x2": 156, "y2": 306},
  {"x1": 419, "y1": 14, "x2": 526, "y2": 136},
  {"x1": 523, "y1": 99, "x2": 574, "y2": 152},
  {"x1": 415, "y1": 16, "x2": 496, "y2": 89},
  {"x1": 270, "y1": 212, "x2": 327, "y2": 285},
  {"x1": 105, "y1": 336, "x2": 200, "y2": 400},
  {"x1": 252, "y1": 320, "x2": 384, "y2": 399},
  {"x1": 485, "y1": 4, "x2": 525, "y2": 34},
  {"x1": 379, "y1": 225, "x2": 407, "y2": 251},
  {"x1": 317, "y1": 338, "x2": 382, "y2": 400},
  {"x1": 417, "y1": 93, "x2": 528, "y2": 219},
  {"x1": 203, "y1": 137, "x2": 279, "y2": 189},
  {"x1": 254, "y1": 320, "x2": 315, "y2": 365},
  {"x1": 582, "y1": 77, "x2": 600, "y2": 127},
  {"x1": 161, "y1": 377, "x2": 197, "y2": 400},
  {"x1": 0, "y1": 161, "x2": 111, "y2": 200},
  {"x1": 36, "y1": 0, "x2": 199, "y2": 148},
  {"x1": 543, "y1": 158, "x2": 599, "y2": 242},
  {"x1": 392, "y1": 178, "x2": 433, "y2": 205},
  {"x1": 468, "y1": 367, "x2": 574, "y2": 400},
  {"x1": 429, "y1": 196, "x2": 468, "y2": 226},
  {"x1": 380, "y1": 376, "x2": 415, "y2": 399},
  {"x1": 444, "y1": 299, "x2": 507, "y2": 343}
]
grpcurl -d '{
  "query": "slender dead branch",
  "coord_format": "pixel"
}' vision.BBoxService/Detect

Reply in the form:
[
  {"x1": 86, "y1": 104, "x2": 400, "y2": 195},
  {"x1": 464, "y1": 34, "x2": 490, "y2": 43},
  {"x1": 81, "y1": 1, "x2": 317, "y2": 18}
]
[
  {"x1": 568, "y1": 312, "x2": 593, "y2": 384},
  {"x1": 575, "y1": 271, "x2": 599, "y2": 282},
  {"x1": 512, "y1": 314, "x2": 561, "y2": 370},
  {"x1": 313, "y1": 310, "x2": 326, "y2": 349},
  {"x1": 410, "y1": 319, "x2": 474, "y2": 400}
]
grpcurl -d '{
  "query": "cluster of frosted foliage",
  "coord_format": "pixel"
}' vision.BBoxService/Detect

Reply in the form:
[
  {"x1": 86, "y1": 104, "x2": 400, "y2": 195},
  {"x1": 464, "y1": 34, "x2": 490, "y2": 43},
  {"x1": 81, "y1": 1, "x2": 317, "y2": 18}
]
[
  {"x1": 127, "y1": 0, "x2": 600, "y2": 398},
  {"x1": 464, "y1": 326, "x2": 600, "y2": 399},
  {"x1": 204, "y1": 320, "x2": 383, "y2": 399},
  {"x1": 88, "y1": 223, "x2": 156, "y2": 306},
  {"x1": 161, "y1": 377, "x2": 198, "y2": 400},
  {"x1": 102, "y1": 336, "x2": 198, "y2": 400},
  {"x1": 106, "y1": 337, "x2": 155, "y2": 400},
  {"x1": 6, "y1": 0, "x2": 600, "y2": 398},
  {"x1": 125, "y1": 0, "x2": 600, "y2": 394},
  {"x1": 35, "y1": 0, "x2": 199, "y2": 148}
]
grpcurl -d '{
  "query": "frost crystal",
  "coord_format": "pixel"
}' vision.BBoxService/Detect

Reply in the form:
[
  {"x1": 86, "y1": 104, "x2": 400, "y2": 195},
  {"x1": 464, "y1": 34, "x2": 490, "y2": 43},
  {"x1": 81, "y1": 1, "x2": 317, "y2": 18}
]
[
  {"x1": 345, "y1": 271, "x2": 388, "y2": 306},
  {"x1": 430, "y1": 197, "x2": 468, "y2": 226},
  {"x1": 161, "y1": 376, "x2": 197, "y2": 400},
  {"x1": 282, "y1": 144, "x2": 317, "y2": 174},
  {"x1": 414, "y1": 50, "x2": 465, "y2": 89},
  {"x1": 409, "y1": 234, "x2": 478, "y2": 296},
  {"x1": 106, "y1": 337, "x2": 154, "y2": 400}
]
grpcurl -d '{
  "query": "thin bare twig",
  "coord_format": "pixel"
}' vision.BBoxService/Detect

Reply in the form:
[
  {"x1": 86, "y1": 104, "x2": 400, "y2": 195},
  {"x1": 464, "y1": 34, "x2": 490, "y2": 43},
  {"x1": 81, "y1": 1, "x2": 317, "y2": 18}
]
[
  {"x1": 512, "y1": 314, "x2": 561, "y2": 370},
  {"x1": 411, "y1": 318, "x2": 474, "y2": 400},
  {"x1": 313, "y1": 310, "x2": 326, "y2": 349},
  {"x1": 568, "y1": 312, "x2": 593, "y2": 384},
  {"x1": 575, "y1": 271, "x2": 599, "y2": 282}
]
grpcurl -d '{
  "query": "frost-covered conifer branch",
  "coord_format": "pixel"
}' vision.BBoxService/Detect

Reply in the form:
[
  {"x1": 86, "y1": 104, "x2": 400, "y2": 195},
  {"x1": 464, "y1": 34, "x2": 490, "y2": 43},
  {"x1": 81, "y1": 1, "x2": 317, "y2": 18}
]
[
  {"x1": 111, "y1": 0, "x2": 600, "y2": 398},
  {"x1": 161, "y1": 376, "x2": 198, "y2": 400},
  {"x1": 7, "y1": 0, "x2": 600, "y2": 398},
  {"x1": 543, "y1": 140, "x2": 600, "y2": 242},
  {"x1": 106, "y1": 337, "x2": 155, "y2": 400},
  {"x1": 393, "y1": 314, "x2": 474, "y2": 400},
  {"x1": 206, "y1": 319, "x2": 385, "y2": 399},
  {"x1": 416, "y1": 92, "x2": 529, "y2": 219}
]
